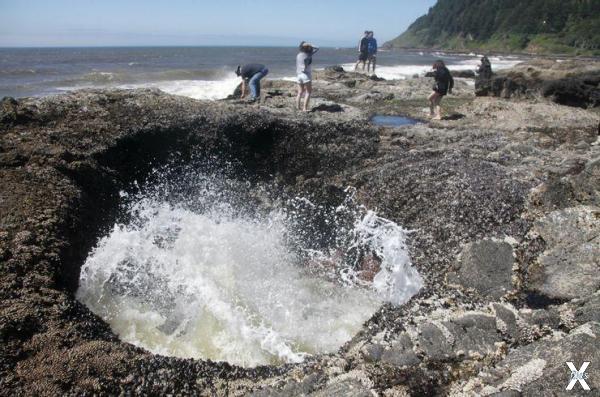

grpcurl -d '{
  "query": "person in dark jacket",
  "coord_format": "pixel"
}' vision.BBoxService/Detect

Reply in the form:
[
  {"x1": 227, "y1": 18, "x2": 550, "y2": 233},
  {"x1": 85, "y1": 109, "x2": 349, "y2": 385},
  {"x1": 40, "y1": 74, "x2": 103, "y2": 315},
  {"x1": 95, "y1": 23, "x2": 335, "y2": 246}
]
[
  {"x1": 475, "y1": 56, "x2": 493, "y2": 96},
  {"x1": 235, "y1": 63, "x2": 269, "y2": 102},
  {"x1": 477, "y1": 56, "x2": 492, "y2": 79},
  {"x1": 428, "y1": 60, "x2": 454, "y2": 120}
]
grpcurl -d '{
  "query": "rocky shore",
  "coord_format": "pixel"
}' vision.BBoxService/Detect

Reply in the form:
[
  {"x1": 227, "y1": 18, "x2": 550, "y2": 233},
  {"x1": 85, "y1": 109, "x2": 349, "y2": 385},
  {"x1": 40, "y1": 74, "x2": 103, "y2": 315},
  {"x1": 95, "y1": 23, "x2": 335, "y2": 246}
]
[{"x1": 1, "y1": 58, "x2": 599, "y2": 396}]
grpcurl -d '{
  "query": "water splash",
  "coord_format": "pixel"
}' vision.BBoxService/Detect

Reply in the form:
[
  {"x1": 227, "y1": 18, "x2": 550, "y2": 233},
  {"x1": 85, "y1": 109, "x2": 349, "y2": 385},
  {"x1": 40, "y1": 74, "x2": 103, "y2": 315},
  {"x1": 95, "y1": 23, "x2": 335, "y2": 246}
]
[
  {"x1": 351, "y1": 210, "x2": 423, "y2": 305},
  {"x1": 77, "y1": 166, "x2": 422, "y2": 367}
]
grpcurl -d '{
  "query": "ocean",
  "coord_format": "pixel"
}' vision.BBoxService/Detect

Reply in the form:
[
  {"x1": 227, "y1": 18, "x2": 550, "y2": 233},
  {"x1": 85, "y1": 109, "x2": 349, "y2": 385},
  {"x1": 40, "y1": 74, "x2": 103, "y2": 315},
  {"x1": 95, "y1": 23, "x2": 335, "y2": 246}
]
[{"x1": 0, "y1": 46, "x2": 522, "y2": 100}]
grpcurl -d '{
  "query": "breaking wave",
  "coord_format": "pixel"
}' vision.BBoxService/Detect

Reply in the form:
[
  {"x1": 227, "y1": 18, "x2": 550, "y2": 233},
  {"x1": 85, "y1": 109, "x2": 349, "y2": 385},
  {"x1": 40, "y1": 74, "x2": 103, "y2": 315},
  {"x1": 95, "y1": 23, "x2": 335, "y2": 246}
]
[
  {"x1": 341, "y1": 55, "x2": 521, "y2": 80},
  {"x1": 119, "y1": 77, "x2": 240, "y2": 100},
  {"x1": 55, "y1": 68, "x2": 240, "y2": 100}
]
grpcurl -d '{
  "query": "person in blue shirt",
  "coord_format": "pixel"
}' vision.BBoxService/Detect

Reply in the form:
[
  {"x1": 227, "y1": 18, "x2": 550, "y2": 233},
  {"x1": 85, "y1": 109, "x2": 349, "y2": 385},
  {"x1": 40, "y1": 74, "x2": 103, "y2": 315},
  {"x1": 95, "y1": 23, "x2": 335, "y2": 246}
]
[
  {"x1": 235, "y1": 63, "x2": 269, "y2": 102},
  {"x1": 366, "y1": 31, "x2": 378, "y2": 74}
]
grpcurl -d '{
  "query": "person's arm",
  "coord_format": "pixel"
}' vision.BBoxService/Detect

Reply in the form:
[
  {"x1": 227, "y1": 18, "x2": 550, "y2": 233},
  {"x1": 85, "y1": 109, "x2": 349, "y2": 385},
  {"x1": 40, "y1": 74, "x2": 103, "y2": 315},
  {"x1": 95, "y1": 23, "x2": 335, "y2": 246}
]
[
  {"x1": 311, "y1": 46, "x2": 320, "y2": 55},
  {"x1": 374, "y1": 39, "x2": 378, "y2": 54},
  {"x1": 448, "y1": 73, "x2": 454, "y2": 93}
]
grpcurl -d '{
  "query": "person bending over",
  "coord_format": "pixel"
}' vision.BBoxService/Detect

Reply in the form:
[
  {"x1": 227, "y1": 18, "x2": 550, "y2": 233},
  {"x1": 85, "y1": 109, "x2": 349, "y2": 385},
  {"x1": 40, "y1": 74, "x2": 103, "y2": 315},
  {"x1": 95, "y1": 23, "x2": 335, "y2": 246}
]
[
  {"x1": 428, "y1": 60, "x2": 453, "y2": 120},
  {"x1": 354, "y1": 31, "x2": 369, "y2": 72},
  {"x1": 235, "y1": 63, "x2": 269, "y2": 102},
  {"x1": 366, "y1": 31, "x2": 378, "y2": 74},
  {"x1": 296, "y1": 41, "x2": 319, "y2": 112}
]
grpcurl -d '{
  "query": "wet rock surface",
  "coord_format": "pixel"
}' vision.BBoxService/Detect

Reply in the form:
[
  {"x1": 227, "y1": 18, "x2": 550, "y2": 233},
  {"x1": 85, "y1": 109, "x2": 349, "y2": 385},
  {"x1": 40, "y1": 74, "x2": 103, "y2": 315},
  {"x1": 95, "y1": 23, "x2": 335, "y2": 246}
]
[
  {"x1": 447, "y1": 239, "x2": 515, "y2": 300},
  {"x1": 453, "y1": 322, "x2": 600, "y2": 396},
  {"x1": 477, "y1": 59, "x2": 600, "y2": 108},
  {"x1": 525, "y1": 206, "x2": 600, "y2": 301},
  {"x1": 1, "y1": 58, "x2": 599, "y2": 395}
]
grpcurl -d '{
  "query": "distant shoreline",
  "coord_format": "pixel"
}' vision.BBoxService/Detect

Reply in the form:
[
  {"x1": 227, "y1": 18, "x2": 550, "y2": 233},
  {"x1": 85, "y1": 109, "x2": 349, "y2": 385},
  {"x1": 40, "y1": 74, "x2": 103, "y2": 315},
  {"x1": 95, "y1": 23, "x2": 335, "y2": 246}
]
[
  {"x1": 3, "y1": 45, "x2": 597, "y2": 60},
  {"x1": 382, "y1": 46, "x2": 600, "y2": 60},
  {"x1": 0, "y1": 45, "x2": 365, "y2": 50}
]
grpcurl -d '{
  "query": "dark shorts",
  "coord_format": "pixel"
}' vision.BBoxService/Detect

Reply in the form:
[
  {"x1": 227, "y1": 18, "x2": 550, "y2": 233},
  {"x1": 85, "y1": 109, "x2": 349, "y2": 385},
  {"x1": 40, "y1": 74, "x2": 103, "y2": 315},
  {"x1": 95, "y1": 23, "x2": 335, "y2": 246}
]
[
  {"x1": 358, "y1": 52, "x2": 368, "y2": 61},
  {"x1": 368, "y1": 53, "x2": 376, "y2": 61},
  {"x1": 433, "y1": 84, "x2": 448, "y2": 96}
]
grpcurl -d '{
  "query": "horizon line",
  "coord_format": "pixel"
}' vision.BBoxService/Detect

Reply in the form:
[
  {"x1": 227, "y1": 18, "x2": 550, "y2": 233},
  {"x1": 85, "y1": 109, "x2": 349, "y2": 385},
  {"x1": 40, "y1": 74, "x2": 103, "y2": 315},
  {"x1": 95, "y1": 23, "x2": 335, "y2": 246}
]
[{"x1": 0, "y1": 44, "x2": 362, "y2": 49}]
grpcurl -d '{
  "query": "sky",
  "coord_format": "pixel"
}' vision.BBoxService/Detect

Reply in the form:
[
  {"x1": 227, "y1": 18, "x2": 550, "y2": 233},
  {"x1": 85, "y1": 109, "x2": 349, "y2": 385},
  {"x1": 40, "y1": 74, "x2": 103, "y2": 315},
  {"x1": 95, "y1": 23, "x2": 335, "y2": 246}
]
[{"x1": 0, "y1": 0, "x2": 437, "y2": 47}]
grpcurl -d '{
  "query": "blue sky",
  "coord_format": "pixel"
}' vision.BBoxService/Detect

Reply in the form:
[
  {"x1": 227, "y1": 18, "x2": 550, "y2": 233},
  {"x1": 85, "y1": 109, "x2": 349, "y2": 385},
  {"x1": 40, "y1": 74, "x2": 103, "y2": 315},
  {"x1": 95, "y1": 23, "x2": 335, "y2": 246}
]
[{"x1": 0, "y1": 0, "x2": 437, "y2": 47}]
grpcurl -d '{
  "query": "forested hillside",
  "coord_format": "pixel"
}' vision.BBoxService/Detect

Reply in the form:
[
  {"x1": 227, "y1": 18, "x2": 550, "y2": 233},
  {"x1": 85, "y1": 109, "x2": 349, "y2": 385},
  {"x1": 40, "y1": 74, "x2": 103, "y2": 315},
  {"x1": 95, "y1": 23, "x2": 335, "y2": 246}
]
[{"x1": 385, "y1": 0, "x2": 600, "y2": 55}]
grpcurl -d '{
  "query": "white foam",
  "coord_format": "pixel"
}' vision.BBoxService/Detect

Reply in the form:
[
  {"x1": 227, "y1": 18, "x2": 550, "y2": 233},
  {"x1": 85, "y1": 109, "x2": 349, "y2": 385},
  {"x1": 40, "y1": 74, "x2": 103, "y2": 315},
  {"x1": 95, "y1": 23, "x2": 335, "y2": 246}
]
[
  {"x1": 76, "y1": 176, "x2": 422, "y2": 367},
  {"x1": 55, "y1": 76, "x2": 241, "y2": 101},
  {"x1": 340, "y1": 63, "x2": 426, "y2": 80},
  {"x1": 455, "y1": 57, "x2": 522, "y2": 71},
  {"x1": 352, "y1": 210, "x2": 423, "y2": 306},
  {"x1": 341, "y1": 56, "x2": 522, "y2": 80},
  {"x1": 120, "y1": 76, "x2": 240, "y2": 100},
  {"x1": 79, "y1": 200, "x2": 373, "y2": 367}
]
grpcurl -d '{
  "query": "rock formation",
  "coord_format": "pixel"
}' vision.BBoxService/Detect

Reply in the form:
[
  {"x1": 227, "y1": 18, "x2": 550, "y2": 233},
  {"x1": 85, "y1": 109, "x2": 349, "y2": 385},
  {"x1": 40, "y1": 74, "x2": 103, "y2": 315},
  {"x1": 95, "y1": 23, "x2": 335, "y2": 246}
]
[
  {"x1": 1, "y1": 59, "x2": 599, "y2": 395},
  {"x1": 475, "y1": 59, "x2": 600, "y2": 108}
]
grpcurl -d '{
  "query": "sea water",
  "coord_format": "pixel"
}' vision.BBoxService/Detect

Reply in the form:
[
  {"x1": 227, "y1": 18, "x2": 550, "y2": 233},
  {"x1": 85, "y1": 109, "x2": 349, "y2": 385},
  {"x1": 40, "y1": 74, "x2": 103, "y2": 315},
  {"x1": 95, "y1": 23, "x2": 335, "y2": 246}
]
[
  {"x1": 0, "y1": 46, "x2": 523, "y2": 99},
  {"x1": 371, "y1": 115, "x2": 420, "y2": 127},
  {"x1": 76, "y1": 165, "x2": 423, "y2": 367}
]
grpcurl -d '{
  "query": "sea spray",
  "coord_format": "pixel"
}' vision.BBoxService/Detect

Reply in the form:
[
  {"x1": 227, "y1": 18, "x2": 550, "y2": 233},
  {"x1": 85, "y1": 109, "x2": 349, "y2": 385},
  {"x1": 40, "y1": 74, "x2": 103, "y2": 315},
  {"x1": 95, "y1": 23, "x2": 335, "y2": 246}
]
[
  {"x1": 77, "y1": 164, "x2": 422, "y2": 366},
  {"x1": 340, "y1": 56, "x2": 520, "y2": 80},
  {"x1": 119, "y1": 76, "x2": 240, "y2": 100},
  {"x1": 351, "y1": 210, "x2": 422, "y2": 305}
]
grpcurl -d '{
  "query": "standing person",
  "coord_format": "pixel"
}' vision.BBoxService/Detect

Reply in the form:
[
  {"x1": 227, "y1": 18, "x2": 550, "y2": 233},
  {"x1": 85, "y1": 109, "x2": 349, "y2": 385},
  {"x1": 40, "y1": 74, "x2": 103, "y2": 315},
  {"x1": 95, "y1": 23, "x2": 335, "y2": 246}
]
[
  {"x1": 428, "y1": 60, "x2": 453, "y2": 120},
  {"x1": 354, "y1": 31, "x2": 369, "y2": 72},
  {"x1": 477, "y1": 56, "x2": 492, "y2": 79},
  {"x1": 235, "y1": 63, "x2": 269, "y2": 102},
  {"x1": 296, "y1": 41, "x2": 319, "y2": 112},
  {"x1": 475, "y1": 56, "x2": 493, "y2": 96},
  {"x1": 366, "y1": 31, "x2": 378, "y2": 74}
]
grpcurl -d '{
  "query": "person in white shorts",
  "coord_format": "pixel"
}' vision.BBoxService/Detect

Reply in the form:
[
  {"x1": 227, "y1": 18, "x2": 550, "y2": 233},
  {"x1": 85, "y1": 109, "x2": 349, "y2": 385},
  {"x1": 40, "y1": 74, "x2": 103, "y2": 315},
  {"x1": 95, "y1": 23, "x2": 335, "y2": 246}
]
[{"x1": 296, "y1": 41, "x2": 319, "y2": 112}]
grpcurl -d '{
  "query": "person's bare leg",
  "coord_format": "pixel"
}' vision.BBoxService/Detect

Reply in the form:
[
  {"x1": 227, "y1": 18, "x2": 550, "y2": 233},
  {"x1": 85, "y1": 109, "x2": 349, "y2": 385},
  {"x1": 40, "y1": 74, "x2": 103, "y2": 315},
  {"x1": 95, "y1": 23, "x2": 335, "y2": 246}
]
[
  {"x1": 303, "y1": 82, "x2": 312, "y2": 112},
  {"x1": 371, "y1": 57, "x2": 376, "y2": 74},
  {"x1": 354, "y1": 61, "x2": 361, "y2": 71},
  {"x1": 433, "y1": 95, "x2": 443, "y2": 120},
  {"x1": 296, "y1": 83, "x2": 304, "y2": 110},
  {"x1": 428, "y1": 92, "x2": 437, "y2": 117}
]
